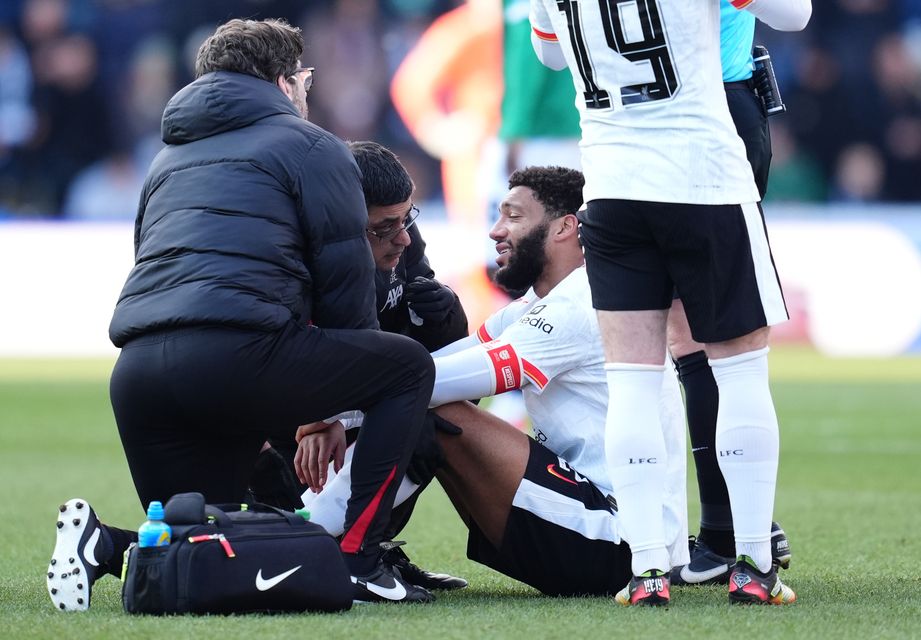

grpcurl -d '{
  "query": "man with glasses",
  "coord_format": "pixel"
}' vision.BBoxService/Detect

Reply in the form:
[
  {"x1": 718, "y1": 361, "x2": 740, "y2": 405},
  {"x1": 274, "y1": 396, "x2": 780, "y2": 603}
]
[
  {"x1": 48, "y1": 19, "x2": 438, "y2": 610},
  {"x1": 285, "y1": 66, "x2": 313, "y2": 119},
  {"x1": 356, "y1": 141, "x2": 467, "y2": 350}
]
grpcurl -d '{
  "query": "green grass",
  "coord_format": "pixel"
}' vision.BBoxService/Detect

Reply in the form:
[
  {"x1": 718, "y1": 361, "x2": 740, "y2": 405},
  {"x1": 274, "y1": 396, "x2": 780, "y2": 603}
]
[{"x1": 1, "y1": 349, "x2": 920, "y2": 638}]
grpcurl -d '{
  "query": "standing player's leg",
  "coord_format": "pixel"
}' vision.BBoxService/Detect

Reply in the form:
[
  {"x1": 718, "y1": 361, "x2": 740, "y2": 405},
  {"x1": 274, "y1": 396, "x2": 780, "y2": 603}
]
[
  {"x1": 670, "y1": 199, "x2": 793, "y2": 604},
  {"x1": 579, "y1": 198, "x2": 674, "y2": 606},
  {"x1": 669, "y1": 80, "x2": 784, "y2": 586},
  {"x1": 668, "y1": 300, "x2": 736, "y2": 569}
]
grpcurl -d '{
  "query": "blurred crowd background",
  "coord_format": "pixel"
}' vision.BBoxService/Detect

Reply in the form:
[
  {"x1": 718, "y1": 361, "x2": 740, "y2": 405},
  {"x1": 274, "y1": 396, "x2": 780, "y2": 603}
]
[{"x1": 1, "y1": 0, "x2": 920, "y2": 222}]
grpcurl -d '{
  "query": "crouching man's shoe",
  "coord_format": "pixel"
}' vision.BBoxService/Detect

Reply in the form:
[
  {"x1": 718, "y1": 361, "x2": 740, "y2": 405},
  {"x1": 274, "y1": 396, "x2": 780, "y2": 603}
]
[
  {"x1": 351, "y1": 556, "x2": 435, "y2": 604},
  {"x1": 381, "y1": 540, "x2": 467, "y2": 591},
  {"x1": 47, "y1": 499, "x2": 111, "y2": 612}
]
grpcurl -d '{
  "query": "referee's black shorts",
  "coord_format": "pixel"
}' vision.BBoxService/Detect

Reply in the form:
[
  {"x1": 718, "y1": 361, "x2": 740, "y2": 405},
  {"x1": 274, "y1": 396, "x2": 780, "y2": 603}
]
[{"x1": 725, "y1": 79, "x2": 771, "y2": 198}]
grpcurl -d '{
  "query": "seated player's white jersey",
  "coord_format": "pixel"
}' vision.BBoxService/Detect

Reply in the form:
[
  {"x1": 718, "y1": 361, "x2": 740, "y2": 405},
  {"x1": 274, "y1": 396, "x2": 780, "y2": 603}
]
[
  {"x1": 474, "y1": 267, "x2": 685, "y2": 499},
  {"x1": 530, "y1": 0, "x2": 759, "y2": 206}
]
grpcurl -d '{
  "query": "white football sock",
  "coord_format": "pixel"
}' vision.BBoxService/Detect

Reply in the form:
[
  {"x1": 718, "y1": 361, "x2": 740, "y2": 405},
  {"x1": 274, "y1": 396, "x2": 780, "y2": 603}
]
[
  {"x1": 710, "y1": 347, "x2": 778, "y2": 572},
  {"x1": 605, "y1": 363, "x2": 670, "y2": 575}
]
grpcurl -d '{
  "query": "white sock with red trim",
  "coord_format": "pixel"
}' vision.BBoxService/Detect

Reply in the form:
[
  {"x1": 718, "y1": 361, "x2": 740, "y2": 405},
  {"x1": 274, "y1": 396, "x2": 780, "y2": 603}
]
[{"x1": 604, "y1": 363, "x2": 670, "y2": 576}]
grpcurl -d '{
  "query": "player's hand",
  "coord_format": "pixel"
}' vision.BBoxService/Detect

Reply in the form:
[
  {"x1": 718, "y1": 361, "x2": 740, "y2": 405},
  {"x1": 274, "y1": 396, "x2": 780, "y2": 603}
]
[
  {"x1": 295, "y1": 421, "x2": 331, "y2": 441},
  {"x1": 405, "y1": 276, "x2": 456, "y2": 323},
  {"x1": 294, "y1": 421, "x2": 346, "y2": 492}
]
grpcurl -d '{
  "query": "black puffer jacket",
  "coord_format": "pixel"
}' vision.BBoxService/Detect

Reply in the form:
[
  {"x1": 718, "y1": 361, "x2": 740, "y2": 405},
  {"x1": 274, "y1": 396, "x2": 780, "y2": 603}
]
[{"x1": 109, "y1": 72, "x2": 376, "y2": 347}]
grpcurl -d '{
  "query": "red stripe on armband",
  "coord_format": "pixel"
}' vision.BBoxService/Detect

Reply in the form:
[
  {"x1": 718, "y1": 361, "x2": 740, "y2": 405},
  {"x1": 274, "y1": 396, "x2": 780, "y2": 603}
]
[
  {"x1": 484, "y1": 341, "x2": 522, "y2": 393},
  {"x1": 522, "y1": 358, "x2": 549, "y2": 390},
  {"x1": 532, "y1": 26, "x2": 558, "y2": 42},
  {"x1": 730, "y1": 0, "x2": 754, "y2": 8},
  {"x1": 476, "y1": 324, "x2": 492, "y2": 343}
]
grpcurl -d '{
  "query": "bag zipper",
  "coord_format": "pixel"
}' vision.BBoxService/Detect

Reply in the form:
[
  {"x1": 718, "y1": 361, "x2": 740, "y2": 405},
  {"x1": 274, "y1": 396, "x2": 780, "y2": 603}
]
[{"x1": 187, "y1": 533, "x2": 236, "y2": 558}]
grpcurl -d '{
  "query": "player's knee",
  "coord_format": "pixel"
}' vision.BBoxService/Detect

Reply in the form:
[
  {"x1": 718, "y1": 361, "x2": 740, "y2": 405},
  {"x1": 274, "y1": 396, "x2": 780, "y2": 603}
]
[{"x1": 706, "y1": 327, "x2": 770, "y2": 359}]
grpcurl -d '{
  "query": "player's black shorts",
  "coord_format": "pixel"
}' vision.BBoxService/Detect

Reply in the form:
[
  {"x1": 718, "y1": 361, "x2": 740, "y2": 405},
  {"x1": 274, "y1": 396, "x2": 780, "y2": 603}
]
[
  {"x1": 466, "y1": 438, "x2": 631, "y2": 596},
  {"x1": 579, "y1": 199, "x2": 788, "y2": 344},
  {"x1": 725, "y1": 80, "x2": 771, "y2": 198}
]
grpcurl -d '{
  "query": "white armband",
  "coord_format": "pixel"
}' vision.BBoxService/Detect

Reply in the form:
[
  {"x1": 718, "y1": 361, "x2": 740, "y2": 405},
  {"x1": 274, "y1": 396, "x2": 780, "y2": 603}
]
[{"x1": 430, "y1": 339, "x2": 524, "y2": 407}]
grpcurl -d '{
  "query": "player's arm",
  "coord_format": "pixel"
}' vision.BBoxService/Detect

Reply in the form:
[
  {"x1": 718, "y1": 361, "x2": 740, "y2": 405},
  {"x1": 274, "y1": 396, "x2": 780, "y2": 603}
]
[
  {"x1": 734, "y1": 0, "x2": 811, "y2": 31},
  {"x1": 429, "y1": 338, "x2": 525, "y2": 407},
  {"x1": 529, "y1": 1, "x2": 567, "y2": 70}
]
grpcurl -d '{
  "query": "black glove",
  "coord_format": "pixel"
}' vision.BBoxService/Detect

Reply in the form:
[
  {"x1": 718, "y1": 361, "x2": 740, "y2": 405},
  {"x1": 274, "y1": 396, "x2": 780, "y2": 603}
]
[
  {"x1": 404, "y1": 276, "x2": 456, "y2": 324},
  {"x1": 406, "y1": 411, "x2": 463, "y2": 485},
  {"x1": 245, "y1": 447, "x2": 304, "y2": 511}
]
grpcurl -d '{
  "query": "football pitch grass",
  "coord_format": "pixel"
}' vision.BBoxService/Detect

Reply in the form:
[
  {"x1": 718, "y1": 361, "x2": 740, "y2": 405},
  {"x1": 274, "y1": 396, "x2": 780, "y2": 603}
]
[{"x1": 1, "y1": 347, "x2": 919, "y2": 639}]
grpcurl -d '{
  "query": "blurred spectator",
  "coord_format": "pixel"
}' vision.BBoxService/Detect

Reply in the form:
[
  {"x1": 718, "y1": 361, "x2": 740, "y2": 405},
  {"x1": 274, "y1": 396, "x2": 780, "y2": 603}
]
[
  {"x1": 831, "y1": 142, "x2": 887, "y2": 201},
  {"x1": 0, "y1": 28, "x2": 35, "y2": 164},
  {"x1": 873, "y1": 33, "x2": 921, "y2": 199},
  {"x1": 763, "y1": 121, "x2": 826, "y2": 202},
  {"x1": 301, "y1": 0, "x2": 391, "y2": 142},
  {"x1": 20, "y1": 33, "x2": 111, "y2": 215},
  {"x1": 63, "y1": 146, "x2": 145, "y2": 220}
]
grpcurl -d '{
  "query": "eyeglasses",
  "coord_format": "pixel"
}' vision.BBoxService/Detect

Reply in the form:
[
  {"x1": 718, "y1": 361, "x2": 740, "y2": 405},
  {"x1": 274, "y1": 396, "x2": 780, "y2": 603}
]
[
  {"x1": 366, "y1": 204, "x2": 420, "y2": 242},
  {"x1": 288, "y1": 67, "x2": 314, "y2": 94}
]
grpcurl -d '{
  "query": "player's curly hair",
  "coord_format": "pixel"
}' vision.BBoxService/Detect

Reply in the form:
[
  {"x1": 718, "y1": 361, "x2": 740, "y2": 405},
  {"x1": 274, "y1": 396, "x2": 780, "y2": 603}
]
[
  {"x1": 194, "y1": 18, "x2": 303, "y2": 83},
  {"x1": 348, "y1": 140, "x2": 414, "y2": 207},
  {"x1": 508, "y1": 166, "x2": 584, "y2": 219}
]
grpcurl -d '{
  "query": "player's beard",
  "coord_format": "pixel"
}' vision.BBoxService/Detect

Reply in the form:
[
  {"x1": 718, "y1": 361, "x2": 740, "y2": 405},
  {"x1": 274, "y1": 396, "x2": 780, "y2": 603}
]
[{"x1": 493, "y1": 222, "x2": 549, "y2": 294}]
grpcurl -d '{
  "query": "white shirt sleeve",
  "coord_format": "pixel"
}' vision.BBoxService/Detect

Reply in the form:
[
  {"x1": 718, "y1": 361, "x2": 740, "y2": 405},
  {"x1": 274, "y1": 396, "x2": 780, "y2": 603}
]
[
  {"x1": 491, "y1": 295, "x2": 591, "y2": 394},
  {"x1": 735, "y1": 0, "x2": 812, "y2": 31},
  {"x1": 529, "y1": 1, "x2": 568, "y2": 70},
  {"x1": 431, "y1": 334, "x2": 480, "y2": 358},
  {"x1": 429, "y1": 292, "x2": 540, "y2": 407},
  {"x1": 429, "y1": 344, "x2": 497, "y2": 407}
]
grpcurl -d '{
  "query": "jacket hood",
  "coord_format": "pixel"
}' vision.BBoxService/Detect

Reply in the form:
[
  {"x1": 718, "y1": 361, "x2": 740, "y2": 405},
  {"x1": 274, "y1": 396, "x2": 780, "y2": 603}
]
[{"x1": 161, "y1": 71, "x2": 299, "y2": 145}]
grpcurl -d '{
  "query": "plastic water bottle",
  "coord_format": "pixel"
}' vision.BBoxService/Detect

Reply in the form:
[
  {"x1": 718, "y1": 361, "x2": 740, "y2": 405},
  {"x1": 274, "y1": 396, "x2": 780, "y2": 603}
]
[{"x1": 137, "y1": 501, "x2": 172, "y2": 548}]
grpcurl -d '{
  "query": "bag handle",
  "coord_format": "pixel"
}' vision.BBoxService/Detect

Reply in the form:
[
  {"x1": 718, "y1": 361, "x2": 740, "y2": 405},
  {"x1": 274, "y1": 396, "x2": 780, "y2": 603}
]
[{"x1": 207, "y1": 502, "x2": 305, "y2": 527}]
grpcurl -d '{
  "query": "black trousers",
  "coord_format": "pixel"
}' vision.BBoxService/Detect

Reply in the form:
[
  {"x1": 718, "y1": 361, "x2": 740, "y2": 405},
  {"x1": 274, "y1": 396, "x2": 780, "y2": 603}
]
[
  {"x1": 725, "y1": 80, "x2": 771, "y2": 198},
  {"x1": 110, "y1": 321, "x2": 434, "y2": 562}
]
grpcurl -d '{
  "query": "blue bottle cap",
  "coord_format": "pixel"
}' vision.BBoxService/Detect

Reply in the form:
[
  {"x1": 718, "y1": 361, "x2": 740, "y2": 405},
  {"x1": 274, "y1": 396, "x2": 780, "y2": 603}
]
[{"x1": 147, "y1": 501, "x2": 165, "y2": 520}]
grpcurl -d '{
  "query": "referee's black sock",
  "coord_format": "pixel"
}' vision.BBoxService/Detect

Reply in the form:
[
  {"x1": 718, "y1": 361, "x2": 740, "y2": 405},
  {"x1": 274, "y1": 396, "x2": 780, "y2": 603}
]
[{"x1": 675, "y1": 350, "x2": 735, "y2": 558}]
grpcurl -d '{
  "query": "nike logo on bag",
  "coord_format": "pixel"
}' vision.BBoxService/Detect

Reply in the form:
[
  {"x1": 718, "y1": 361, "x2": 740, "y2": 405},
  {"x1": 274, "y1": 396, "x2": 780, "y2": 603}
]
[
  {"x1": 680, "y1": 563, "x2": 729, "y2": 583},
  {"x1": 351, "y1": 575, "x2": 408, "y2": 600},
  {"x1": 691, "y1": 447, "x2": 708, "y2": 453},
  {"x1": 255, "y1": 566, "x2": 302, "y2": 591}
]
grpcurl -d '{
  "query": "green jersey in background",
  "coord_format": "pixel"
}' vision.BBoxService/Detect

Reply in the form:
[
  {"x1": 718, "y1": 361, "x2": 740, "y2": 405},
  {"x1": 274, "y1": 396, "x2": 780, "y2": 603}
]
[{"x1": 499, "y1": 0, "x2": 580, "y2": 140}]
